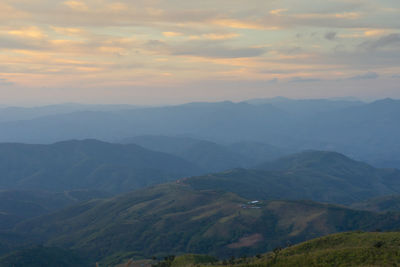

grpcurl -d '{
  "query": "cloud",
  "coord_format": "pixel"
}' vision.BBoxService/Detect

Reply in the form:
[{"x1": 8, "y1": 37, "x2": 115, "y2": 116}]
[
  {"x1": 7, "y1": 26, "x2": 46, "y2": 39},
  {"x1": 188, "y1": 33, "x2": 240, "y2": 40},
  {"x1": 0, "y1": 78, "x2": 14, "y2": 86},
  {"x1": 269, "y1": 9, "x2": 288, "y2": 16},
  {"x1": 334, "y1": 12, "x2": 360, "y2": 19},
  {"x1": 349, "y1": 72, "x2": 379, "y2": 80},
  {"x1": 145, "y1": 39, "x2": 168, "y2": 49},
  {"x1": 0, "y1": 0, "x2": 399, "y2": 103},
  {"x1": 360, "y1": 33, "x2": 400, "y2": 50},
  {"x1": 268, "y1": 78, "x2": 279, "y2": 84},
  {"x1": 364, "y1": 29, "x2": 387, "y2": 37},
  {"x1": 212, "y1": 19, "x2": 278, "y2": 30},
  {"x1": 63, "y1": 1, "x2": 89, "y2": 11},
  {"x1": 163, "y1": 32, "x2": 183, "y2": 37},
  {"x1": 51, "y1": 26, "x2": 86, "y2": 36},
  {"x1": 325, "y1": 31, "x2": 337, "y2": 40},
  {"x1": 170, "y1": 41, "x2": 267, "y2": 58},
  {"x1": 289, "y1": 77, "x2": 321, "y2": 83},
  {"x1": 144, "y1": 38, "x2": 267, "y2": 59},
  {"x1": 0, "y1": 3, "x2": 28, "y2": 23},
  {"x1": 0, "y1": 35, "x2": 44, "y2": 50}
]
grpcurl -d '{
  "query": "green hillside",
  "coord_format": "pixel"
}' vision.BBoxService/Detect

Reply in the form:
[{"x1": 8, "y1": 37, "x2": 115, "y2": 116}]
[
  {"x1": 0, "y1": 189, "x2": 110, "y2": 230},
  {"x1": 0, "y1": 139, "x2": 202, "y2": 193},
  {"x1": 0, "y1": 246, "x2": 89, "y2": 267},
  {"x1": 185, "y1": 151, "x2": 400, "y2": 204},
  {"x1": 268, "y1": 231, "x2": 400, "y2": 267},
  {"x1": 170, "y1": 254, "x2": 218, "y2": 267},
  {"x1": 351, "y1": 195, "x2": 400, "y2": 213},
  {"x1": 4, "y1": 150, "x2": 400, "y2": 264},
  {"x1": 216, "y1": 231, "x2": 400, "y2": 267},
  {"x1": 14, "y1": 183, "x2": 400, "y2": 262},
  {"x1": 150, "y1": 232, "x2": 400, "y2": 267}
]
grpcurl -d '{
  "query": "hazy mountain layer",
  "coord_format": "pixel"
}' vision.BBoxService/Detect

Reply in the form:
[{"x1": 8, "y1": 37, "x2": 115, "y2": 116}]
[
  {"x1": 0, "y1": 139, "x2": 202, "y2": 193},
  {"x1": 123, "y1": 135, "x2": 287, "y2": 172},
  {"x1": 0, "y1": 190, "x2": 110, "y2": 231},
  {"x1": 0, "y1": 103, "x2": 140, "y2": 123},
  {"x1": 0, "y1": 98, "x2": 398, "y2": 168},
  {"x1": 185, "y1": 151, "x2": 400, "y2": 205}
]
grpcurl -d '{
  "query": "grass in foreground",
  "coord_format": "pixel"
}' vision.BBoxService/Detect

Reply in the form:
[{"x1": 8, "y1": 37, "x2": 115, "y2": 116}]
[{"x1": 150, "y1": 231, "x2": 400, "y2": 267}]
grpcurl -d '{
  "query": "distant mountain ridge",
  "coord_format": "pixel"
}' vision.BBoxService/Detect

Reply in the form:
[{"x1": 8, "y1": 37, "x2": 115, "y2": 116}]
[
  {"x1": 0, "y1": 139, "x2": 202, "y2": 193},
  {"x1": 244, "y1": 97, "x2": 364, "y2": 115},
  {"x1": 0, "y1": 98, "x2": 398, "y2": 168},
  {"x1": 0, "y1": 103, "x2": 141, "y2": 123},
  {"x1": 0, "y1": 189, "x2": 111, "y2": 231},
  {"x1": 123, "y1": 135, "x2": 288, "y2": 172},
  {"x1": 185, "y1": 151, "x2": 400, "y2": 205}
]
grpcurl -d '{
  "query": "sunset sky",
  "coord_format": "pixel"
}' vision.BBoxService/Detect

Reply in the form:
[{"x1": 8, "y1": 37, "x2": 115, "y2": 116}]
[{"x1": 0, "y1": 0, "x2": 399, "y2": 105}]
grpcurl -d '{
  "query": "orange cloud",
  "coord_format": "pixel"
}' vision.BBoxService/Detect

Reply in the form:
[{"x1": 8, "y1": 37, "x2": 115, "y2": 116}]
[
  {"x1": 364, "y1": 29, "x2": 386, "y2": 37},
  {"x1": 98, "y1": 46, "x2": 129, "y2": 56},
  {"x1": 213, "y1": 19, "x2": 278, "y2": 30},
  {"x1": 51, "y1": 26, "x2": 85, "y2": 35},
  {"x1": 7, "y1": 27, "x2": 46, "y2": 39},
  {"x1": 0, "y1": 3, "x2": 29, "y2": 21},
  {"x1": 295, "y1": 12, "x2": 361, "y2": 20},
  {"x1": 189, "y1": 33, "x2": 240, "y2": 40},
  {"x1": 107, "y1": 3, "x2": 128, "y2": 12},
  {"x1": 335, "y1": 12, "x2": 360, "y2": 19},
  {"x1": 269, "y1": 9, "x2": 288, "y2": 16},
  {"x1": 163, "y1": 32, "x2": 183, "y2": 37},
  {"x1": 63, "y1": 1, "x2": 88, "y2": 11}
]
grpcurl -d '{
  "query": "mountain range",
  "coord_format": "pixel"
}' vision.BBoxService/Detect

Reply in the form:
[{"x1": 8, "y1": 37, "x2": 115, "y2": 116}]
[
  {"x1": 185, "y1": 151, "x2": 400, "y2": 205},
  {"x1": 0, "y1": 139, "x2": 202, "y2": 193},
  {"x1": 0, "y1": 98, "x2": 399, "y2": 168},
  {"x1": 0, "y1": 150, "x2": 398, "y2": 264},
  {"x1": 122, "y1": 135, "x2": 287, "y2": 172},
  {"x1": 0, "y1": 189, "x2": 110, "y2": 231},
  {"x1": 0, "y1": 101, "x2": 399, "y2": 266}
]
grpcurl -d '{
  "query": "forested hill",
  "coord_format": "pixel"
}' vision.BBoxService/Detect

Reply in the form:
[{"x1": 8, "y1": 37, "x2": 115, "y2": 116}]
[
  {"x1": 185, "y1": 151, "x2": 400, "y2": 205},
  {"x1": 0, "y1": 139, "x2": 202, "y2": 193}
]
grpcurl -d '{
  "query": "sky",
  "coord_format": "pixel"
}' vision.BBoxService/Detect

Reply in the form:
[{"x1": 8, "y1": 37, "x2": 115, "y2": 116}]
[{"x1": 0, "y1": 0, "x2": 399, "y2": 105}]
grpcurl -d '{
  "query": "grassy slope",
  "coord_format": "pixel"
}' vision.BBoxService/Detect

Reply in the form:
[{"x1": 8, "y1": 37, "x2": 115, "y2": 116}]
[
  {"x1": 351, "y1": 195, "x2": 400, "y2": 213},
  {"x1": 143, "y1": 232, "x2": 400, "y2": 267},
  {"x1": 225, "y1": 231, "x2": 400, "y2": 267},
  {"x1": 186, "y1": 151, "x2": 400, "y2": 205},
  {"x1": 14, "y1": 183, "x2": 400, "y2": 261}
]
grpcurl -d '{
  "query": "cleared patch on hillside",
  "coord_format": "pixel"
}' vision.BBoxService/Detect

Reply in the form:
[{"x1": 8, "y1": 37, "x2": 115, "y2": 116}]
[{"x1": 227, "y1": 233, "x2": 263, "y2": 248}]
